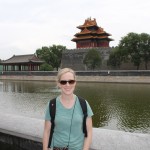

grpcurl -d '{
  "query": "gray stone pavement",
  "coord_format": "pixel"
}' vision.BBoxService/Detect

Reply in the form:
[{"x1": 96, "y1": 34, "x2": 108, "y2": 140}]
[{"x1": 0, "y1": 112, "x2": 150, "y2": 150}]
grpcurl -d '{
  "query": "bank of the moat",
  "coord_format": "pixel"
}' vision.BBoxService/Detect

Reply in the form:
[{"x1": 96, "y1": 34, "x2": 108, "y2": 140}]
[{"x1": 1, "y1": 70, "x2": 150, "y2": 83}]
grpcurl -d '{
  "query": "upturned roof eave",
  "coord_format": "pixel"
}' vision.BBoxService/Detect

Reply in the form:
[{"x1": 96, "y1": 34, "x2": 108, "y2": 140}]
[
  {"x1": 1, "y1": 61, "x2": 44, "y2": 64},
  {"x1": 72, "y1": 37, "x2": 114, "y2": 42},
  {"x1": 74, "y1": 32, "x2": 112, "y2": 37},
  {"x1": 77, "y1": 24, "x2": 99, "y2": 29},
  {"x1": 1, "y1": 54, "x2": 44, "y2": 64}
]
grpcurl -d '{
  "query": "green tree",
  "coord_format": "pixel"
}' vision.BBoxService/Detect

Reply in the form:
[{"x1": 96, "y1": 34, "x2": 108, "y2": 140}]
[
  {"x1": 118, "y1": 32, "x2": 142, "y2": 70},
  {"x1": 36, "y1": 46, "x2": 51, "y2": 64},
  {"x1": 50, "y1": 45, "x2": 66, "y2": 70},
  {"x1": 118, "y1": 32, "x2": 150, "y2": 70},
  {"x1": 83, "y1": 49, "x2": 101, "y2": 70},
  {"x1": 139, "y1": 33, "x2": 150, "y2": 70},
  {"x1": 108, "y1": 47, "x2": 122, "y2": 68},
  {"x1": 40, "y1": 63, "x2": 53, "y2": 71},
  {"x1": 36, "y1": 44, "x2": 66, "y2": 70}
]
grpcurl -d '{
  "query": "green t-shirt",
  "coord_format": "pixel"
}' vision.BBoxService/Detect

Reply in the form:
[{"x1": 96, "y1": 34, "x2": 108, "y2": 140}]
[{"x1": 45, "y1": 95, "x2": 93, "y2": 150}]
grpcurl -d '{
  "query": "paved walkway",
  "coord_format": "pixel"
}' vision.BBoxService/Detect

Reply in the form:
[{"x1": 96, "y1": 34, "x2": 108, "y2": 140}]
[{"x1": 0, "y1": 113, "x2": 150, "y2": 150}]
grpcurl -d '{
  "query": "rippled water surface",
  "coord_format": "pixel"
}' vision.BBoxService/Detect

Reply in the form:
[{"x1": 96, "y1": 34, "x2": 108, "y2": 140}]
[{"x1": 0, "y1": 80, "x2": 150, "y2": 134}]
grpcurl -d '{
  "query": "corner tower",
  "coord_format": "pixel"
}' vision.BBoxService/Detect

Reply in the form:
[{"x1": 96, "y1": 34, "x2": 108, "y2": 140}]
[{"x1": 72, "y1": 18, "x2": 113, "y2": 48}]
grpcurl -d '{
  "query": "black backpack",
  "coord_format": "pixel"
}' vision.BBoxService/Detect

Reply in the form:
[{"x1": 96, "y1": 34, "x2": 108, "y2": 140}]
[{"x1": 48, "y1": 97, "x2": 88, "y2": 148}]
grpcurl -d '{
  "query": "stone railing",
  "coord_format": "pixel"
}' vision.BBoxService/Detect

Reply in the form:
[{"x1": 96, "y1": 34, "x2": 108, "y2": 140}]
[{"x1": 0, "y1": 113, "x2": 150, "y2": 150}]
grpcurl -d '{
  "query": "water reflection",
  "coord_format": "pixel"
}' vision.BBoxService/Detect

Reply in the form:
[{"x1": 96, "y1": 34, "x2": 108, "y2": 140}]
[
  {"x1": 2, "y1": 80, "x2": 57, "y2": 93},
  {"x1": 0, "y1": 80, "x2": 150, "y2": 134},
  {"x1": 75, "y1": 83, "x2": 150, "y2": 133},
  {"x1": 0, "y1": 80, "x2": 60, "y2": 119}
]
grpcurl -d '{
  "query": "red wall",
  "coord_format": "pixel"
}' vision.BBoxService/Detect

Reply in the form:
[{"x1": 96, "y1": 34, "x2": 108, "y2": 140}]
[{"x1": 76, "y1": 40, "x2": 109, "y2": 48}]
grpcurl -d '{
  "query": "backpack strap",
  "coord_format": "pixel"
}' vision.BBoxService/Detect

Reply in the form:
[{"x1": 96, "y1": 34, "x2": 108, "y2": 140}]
[
  {"x1": 78, "y1": 97, "x2": 88, "y2": 137},
  {"x1": 48, "y1": 98, "x2": 56, "y2": 148}
]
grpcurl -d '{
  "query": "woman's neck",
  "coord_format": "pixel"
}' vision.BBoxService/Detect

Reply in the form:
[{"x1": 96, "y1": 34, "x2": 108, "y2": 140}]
[
  {"x1": 61, "y1": 94, "x2": 74, "y2": 101},
  {"x1": 60, "y1": 94, "x2": 75, "y2": 108}
]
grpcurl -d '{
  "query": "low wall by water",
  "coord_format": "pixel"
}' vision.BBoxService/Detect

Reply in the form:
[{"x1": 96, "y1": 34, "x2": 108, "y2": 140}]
[
  {"x1": 1, "y1": 70, "x2": 150, "y2": 76},
  {"x1": 1, "y1": 75, "x2": 150, "y2": 84},
  {"x1": 1, "y1": 70, "x2": 150, "y2": 83},
  {"x1": 0, "y1": 113, "x2": 150, "y2": 150}
]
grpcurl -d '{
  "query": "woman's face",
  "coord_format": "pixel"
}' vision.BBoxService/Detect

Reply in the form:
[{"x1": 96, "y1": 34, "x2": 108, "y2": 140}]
[{"x1": 58, "y1": 72, "x2": 76, "y2": 96}]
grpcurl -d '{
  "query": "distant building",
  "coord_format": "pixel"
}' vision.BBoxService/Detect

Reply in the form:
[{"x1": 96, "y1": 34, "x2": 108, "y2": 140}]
[
  {"x1": 1, "y1": 54, "x2": 44, "y2": 71},
  {"x1": 61, "y1": 18, "x2": 113, "y2": 70},
  {"x1": 72, "y1": 18, "x2": 113, "y2": 48}
]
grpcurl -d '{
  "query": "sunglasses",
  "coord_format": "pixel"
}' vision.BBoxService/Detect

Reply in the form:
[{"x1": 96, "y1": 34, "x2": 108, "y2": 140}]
[{"x1": 59, "y1": 80, "x2": 76, "y2": 85}]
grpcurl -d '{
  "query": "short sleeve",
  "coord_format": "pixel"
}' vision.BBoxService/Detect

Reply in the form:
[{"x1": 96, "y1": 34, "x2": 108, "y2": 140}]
[
  {"x1": 44, "y1": 101, "x2": 51, "y2": 120},
  {"x1": 86, "y1": 100, "x2": 94, "y2": 117}
]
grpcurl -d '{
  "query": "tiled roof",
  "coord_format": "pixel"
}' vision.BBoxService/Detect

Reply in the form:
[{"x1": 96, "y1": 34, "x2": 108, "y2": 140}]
[
  {"x1": 72, "y1": 35, "x2": 113, "y2": 41},
  {"x1": 75, "y1": 29, "x2": 111, "y2": 37},
  {"x1": 2, "y1": 54, "x2": 44, "y2": 64},
  {"x1": 73, "y1": 19, "x2": 113, "y2": 41},
  {"x1": 75, "y1": 28, "x2": 91, "y2": 36},
  {"x1": 77, "y1": 18, "x2": 98, "y2": 29}
]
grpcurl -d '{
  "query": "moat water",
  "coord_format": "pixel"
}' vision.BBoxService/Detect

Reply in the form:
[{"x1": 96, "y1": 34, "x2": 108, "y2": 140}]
[{"x1": 0, "y1": 80, "x2": 150, "y2": 134}]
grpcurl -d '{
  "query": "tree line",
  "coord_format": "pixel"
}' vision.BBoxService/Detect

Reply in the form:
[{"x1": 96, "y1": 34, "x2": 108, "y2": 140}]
[
  {"x1": 35, "y1": 32, "x2": 150, "y2": 70},
  {"x1": 108, "y1": 32, "x2": 150, "y2": 70}
]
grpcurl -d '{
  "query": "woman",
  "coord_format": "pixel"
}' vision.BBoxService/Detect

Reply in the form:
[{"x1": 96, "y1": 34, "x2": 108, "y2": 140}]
[{"x1": 43, "y1": 68, "x2": 93, "y2": 150}]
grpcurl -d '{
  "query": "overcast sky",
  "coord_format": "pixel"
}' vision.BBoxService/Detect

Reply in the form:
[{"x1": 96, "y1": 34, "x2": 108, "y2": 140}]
[{"x1": 0, "y1": 0, "x2": 150, "y2": 60}]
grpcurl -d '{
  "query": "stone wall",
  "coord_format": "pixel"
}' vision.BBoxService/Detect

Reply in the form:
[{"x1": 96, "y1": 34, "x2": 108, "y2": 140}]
[
  {"x1": 61, "y1": 47, "x2": 150, "y2": 71},
  {"x1": 61, "y1": 47, "x2": 112, "y2": 70},
  {"x1": 0, "y1": 132, "x2": 42, "y2": 150}
]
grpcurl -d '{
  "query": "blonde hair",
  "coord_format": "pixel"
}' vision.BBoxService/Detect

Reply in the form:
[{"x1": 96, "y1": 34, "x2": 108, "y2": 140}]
[{"x1": 57, "y1": 68, "x2": 76, "y2": 82}]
